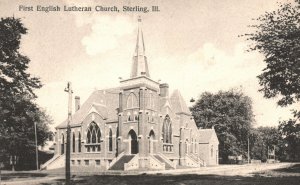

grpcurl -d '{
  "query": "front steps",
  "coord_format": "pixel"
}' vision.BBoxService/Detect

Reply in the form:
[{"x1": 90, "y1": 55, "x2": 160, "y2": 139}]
[
  {"x1": 153, "y1": 155, "x2": 175, "y2": 169},
  {"x1": 109, "y1": 155, "x2": 135, "y2": 170}
]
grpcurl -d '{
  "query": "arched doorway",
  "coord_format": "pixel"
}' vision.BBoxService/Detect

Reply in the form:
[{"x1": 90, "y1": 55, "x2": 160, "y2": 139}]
[
  {"x1": 149, "y1": 130, "x2": 155, "y2": 154},
  {"x1": 128, "y1": 130, "x2": 138, "y2": 154}
]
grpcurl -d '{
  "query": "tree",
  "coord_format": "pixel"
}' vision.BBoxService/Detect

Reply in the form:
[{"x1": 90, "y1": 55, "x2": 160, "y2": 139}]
[
  {"x1": 278, "y1": 115, "x2": 300, "y2": 161},
  {"x1": 190, "y1": 89, "x2": 254, "y2": 163},
  {"x1": 0, "y1": 17, "x2": 52, "y2": 170},
  {"x1": 244, "y1": 1, "x2": 300, "y2": 112},
  {"x1": 250, "y1": 127, "x2": 282, "y2": 162}
]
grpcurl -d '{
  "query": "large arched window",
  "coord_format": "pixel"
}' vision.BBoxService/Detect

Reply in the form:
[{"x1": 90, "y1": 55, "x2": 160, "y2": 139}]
[
  {"x1": 108, "y1": 128, "x2": 113, "y2": 152},
  {"x1": 127, "y1": 93, "x2": 138, "y2": 108},
  {"x1": 61, "y1": 133, "x2": 64, "y2": 155},
  {"x1": 78, "y1": 131, "x2": 81, "y2": 153},
  {"x1": 162, "y1": 115, "x2": 173, "y2": 152},
  {"x1": 72, "y1": 132, "x2": 75, "y2": 153},
  {"x1": 86, "y1": 122, "x2": 101, "y2": 152}
]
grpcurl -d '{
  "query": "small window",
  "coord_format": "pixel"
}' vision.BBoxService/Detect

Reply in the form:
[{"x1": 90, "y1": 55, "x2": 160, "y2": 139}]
[
  {"x1": 95, "y1": 160, "x2": 100, "y2": 166},
  {"x1": 127, "y1": 112, "x2": 132, "y2": 122},
  {"x1": 84, "y1": 160, "x2": 89, "y2": 166},
  {"x1": 71, "y1": 160, "x2": 75, "y2": 165},
  {"x1": 77, "y1": 160, "x2": 81, "y2": 165},
  {"x1": 134, "y1": 115, "x2": 139, "y2": 121},
  {"x1": 108, "y1": 160, "x2": 112, "y2": 164}
]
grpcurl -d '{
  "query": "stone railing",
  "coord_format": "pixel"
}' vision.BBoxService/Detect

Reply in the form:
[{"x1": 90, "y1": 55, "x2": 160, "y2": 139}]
[
  {"x1": 162, "y1": 143, "x2": 174, "y2": 152},
  {"x1": 108, "y1": 152, "x2": 124, "y2": 169},
  {"x1": 185, "y1": 154, "x2": 199, "y2": 168},
  {"x1": 124, "y1": 154, "x2": 139, "y2": 171},
  {"x1": 158, "y1": 152, "x2": 177, "y2": 169},
  {"x1": 41, "y1": 154, "x2": 65, "y2": 170},
  {"x1": 149, "y1": 155, "x2": 165, "y2": 170}
]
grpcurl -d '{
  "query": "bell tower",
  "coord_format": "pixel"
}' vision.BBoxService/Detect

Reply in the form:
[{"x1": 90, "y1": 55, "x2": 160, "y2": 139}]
[{"x1": 117, "y1": 17, "x2": 160, "y2": 169}]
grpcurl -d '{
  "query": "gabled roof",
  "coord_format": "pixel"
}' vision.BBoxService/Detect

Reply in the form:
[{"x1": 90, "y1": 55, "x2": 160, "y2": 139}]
[
  {"x1": 56, "y1": 88, "x2": 119, "y2": 129},
  {"x1": 198, "y1": 129, "x2": 218, "y2": 144},
  {"x1": 170, "y1": 89, "x2": 191, "y2": 115}
]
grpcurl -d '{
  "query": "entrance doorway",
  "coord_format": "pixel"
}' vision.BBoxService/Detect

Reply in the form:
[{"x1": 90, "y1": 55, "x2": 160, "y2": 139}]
[
  {"x1": 149, "y1": 130, "x2": 155, "y2": 154},
  {"x1": 128, "y1": 130, "x2": 138, "y2": 154}
]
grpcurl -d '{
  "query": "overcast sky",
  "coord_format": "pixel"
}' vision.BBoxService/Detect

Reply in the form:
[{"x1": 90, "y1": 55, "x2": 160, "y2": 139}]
[{"x1": 0, "y1": 0, "x2": 297, "y2": 129}]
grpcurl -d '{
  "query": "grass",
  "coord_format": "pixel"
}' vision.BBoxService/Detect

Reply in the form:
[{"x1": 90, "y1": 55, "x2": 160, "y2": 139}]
[{"x1": 1, "y1": 164, "x2": 300, "y2": 185}]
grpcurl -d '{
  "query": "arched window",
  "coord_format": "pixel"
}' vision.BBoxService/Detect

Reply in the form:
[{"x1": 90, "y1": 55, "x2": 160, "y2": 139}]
[
  {"x1": 162, "y1": 115, "x2": 172, "y2": 143},
  {"x1": 162, "y1": 115, "x2": 173, "y2": 152},
  {"x1": 109, "y1": 129, "x2": 113, "y2": 152},
  {"x1": 134, "y1": 112, "x2": 138, "y2": 121},
  {"x1": 61, "y1": 133, "x2": 64, "y2": 155},
  {"x1": 127, "y1": 112, "x2": 132, "y2": 122},
  {"x1": 127, "y1": 93, "x2": 138, "y2": 108},
  {"x1": 86, "y1": 122, "x2": 101, "y2": 152},
  {"x1": 78, "y1": 132, "x2": 81, "y2": 153},
  {"x1": 72, "y1": 132, "x2": 75, "y2": 153}
]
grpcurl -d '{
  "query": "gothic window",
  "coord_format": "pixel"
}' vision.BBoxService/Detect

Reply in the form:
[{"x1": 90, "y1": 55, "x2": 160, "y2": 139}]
[
  {"x1": 78, "y1": 132, "x2": 81, "y2": 153},
  {"x1": 61, "y1": 133, "x2": 64, "y2": 155},
  {"x1": 134, "y1": 112, "x2": 138, "y2": 121},
  {"x1": 86, "y1": 122, "x2": 101, "y2": 152},
  {"x1": 72, "y1": 132, "x2": 75, "y2": 153},
  {"x1": 127, "y1": 112, "x2": 132, "y2": 122},
  {"x1": 127, "y1": 93, "x2": 138, "y2": 108},
  {"x1": 162, "y1": 115, "x2": 173, "y2": 152},
  {"x1": 151, "y1": 116, "x2": 154, "y2": 122},
  {"x1": 109, "y1": 129, "x2": 113, "y2": 152},
  {"x1": 185, "y1": 139, "x2": 188, "y2": 154}
]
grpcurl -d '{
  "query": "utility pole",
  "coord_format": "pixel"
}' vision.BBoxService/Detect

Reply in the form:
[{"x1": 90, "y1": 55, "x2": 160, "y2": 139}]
[
  {"x1": 34, "y1": 122, "x2": 39, "y2": 170},
  {"x1": 247, "y1": 137, "x2": 250, "y2": 164},
  {"x1": 64, "y1": 82, "x2": 73, "y2": 185}
]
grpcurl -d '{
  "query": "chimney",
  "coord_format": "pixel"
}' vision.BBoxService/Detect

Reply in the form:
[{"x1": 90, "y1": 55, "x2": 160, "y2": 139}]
[
  {"x1": 159, "y1": 83, "x2": 169, "y2": 98},
  {"x1": 75, "y1": 96, "x2": 80, "y2": 112}
]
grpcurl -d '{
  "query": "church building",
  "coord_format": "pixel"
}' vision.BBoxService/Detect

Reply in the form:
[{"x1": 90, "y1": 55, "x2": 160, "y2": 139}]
[{"x1": 42, "y1": 17, "x2": 219, "y2": 171}]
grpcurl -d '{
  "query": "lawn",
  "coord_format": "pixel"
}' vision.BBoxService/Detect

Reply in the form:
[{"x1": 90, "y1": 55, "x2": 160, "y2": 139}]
[
  {"x1": 51, "y1": 164, "x2": 300, "y2": 185},
  {"x1": 1, "y1": 164, "x2": 300, "y2": 185}
]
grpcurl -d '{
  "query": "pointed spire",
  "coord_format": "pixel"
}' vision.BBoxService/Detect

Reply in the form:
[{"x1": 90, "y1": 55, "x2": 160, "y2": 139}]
[
  {"x1": 135, "y1": 16, "x2": 145, "y2": 56},
  {"x1": 131, "y1": 16, "x2": 150, "y2": 78}
]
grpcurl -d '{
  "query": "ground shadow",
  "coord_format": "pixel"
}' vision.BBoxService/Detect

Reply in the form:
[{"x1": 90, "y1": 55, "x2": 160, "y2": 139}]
[
  {"x1": 1, "y1": 172, "x2": 48, "y2": 181},
  {"x1": 41, "y1": 164, "x2": 300, "y2": 185}
]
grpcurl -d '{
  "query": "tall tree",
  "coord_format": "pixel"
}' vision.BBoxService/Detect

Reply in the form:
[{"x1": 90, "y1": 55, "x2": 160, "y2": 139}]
[
  {"x1": 278, "y1": 114, "x2": 300, "y2": 161},
  {"x1": 190, "y1": 89, "x2": 254, "y2": 163},
  {"x1": 250, "y1": 127, "x2": 282, "y2": 162},
  {"x1": 244, "y1": 1, "x2": 300, "y2": 111},
  {"x1": 0, "y1": 17, "x2": 52, "y2": 170}
]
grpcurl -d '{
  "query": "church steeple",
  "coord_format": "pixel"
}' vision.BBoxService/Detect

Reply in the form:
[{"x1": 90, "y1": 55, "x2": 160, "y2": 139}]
[{"x1": 130, "y1": 16, "x2": 150, "y2": 78}]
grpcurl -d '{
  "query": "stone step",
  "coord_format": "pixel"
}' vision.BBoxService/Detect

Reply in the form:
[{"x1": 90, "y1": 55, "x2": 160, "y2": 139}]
[
  {"x1": 154, "y1": 155, "x2": 174, "y2": 170},
  {"x1": 109, "y1": 155, "x2": 135, "y2": 170}
]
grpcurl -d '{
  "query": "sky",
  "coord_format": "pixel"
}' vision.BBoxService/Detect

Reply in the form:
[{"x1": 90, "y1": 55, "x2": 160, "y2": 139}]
[{"x1": 0, "y1": 0, "x2": 297, "y2": 129}]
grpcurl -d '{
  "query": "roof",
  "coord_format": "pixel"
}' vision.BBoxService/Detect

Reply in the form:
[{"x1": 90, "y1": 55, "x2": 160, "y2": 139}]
[
  {"x1": 169, "y1": 89, "x2": 191, "y2": 115},
  {"x1": 56, "y1": 88, "x2": 119, "y2": 129},
  {"x1": 198, "y1": 129, "x2": 215, "y2": 143}
]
